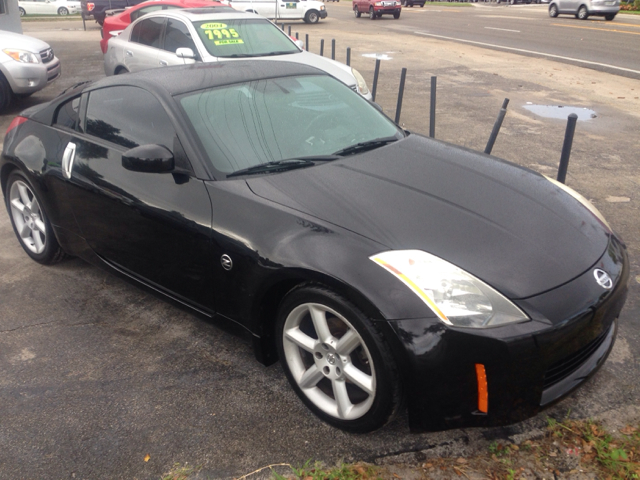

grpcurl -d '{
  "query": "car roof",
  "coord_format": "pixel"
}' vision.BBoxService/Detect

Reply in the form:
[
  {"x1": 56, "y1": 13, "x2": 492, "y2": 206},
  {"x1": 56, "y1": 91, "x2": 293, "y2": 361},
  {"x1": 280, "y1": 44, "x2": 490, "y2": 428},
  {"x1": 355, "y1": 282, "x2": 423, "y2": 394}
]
[
  {"x1": 86, "y1": 60, "x2": 326, "y2": 97},
  {"x1": 144, "y1": 7, "x2": 261, "y2": 21}
]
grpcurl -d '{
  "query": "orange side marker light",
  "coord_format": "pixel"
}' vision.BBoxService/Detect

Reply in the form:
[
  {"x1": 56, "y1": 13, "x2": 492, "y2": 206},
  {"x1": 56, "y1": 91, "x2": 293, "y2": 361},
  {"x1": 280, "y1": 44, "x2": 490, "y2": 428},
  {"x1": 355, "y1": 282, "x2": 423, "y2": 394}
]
[{"x1": 476, "y1": 363, "x2": 488, "y2": 414}]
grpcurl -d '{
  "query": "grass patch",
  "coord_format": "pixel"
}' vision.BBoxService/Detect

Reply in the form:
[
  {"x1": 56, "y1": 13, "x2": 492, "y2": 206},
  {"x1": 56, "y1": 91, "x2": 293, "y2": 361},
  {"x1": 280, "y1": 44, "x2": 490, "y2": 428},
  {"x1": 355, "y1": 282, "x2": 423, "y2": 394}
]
[
  {"x1": 20, "y1": 15, "x2": 83, "y2": 22},
  {"x1": 272, "y1": 460, "x2": 382, "y2": 480},
  {"x1": 619, "y1": 9, "x2": 640, "y2": 13},
  {"x1": 161, "y1": 463, "x2": 202, "y2": 480},
  {"x1": 422, "y1": 2, "x2": 475, "y2": 6}
]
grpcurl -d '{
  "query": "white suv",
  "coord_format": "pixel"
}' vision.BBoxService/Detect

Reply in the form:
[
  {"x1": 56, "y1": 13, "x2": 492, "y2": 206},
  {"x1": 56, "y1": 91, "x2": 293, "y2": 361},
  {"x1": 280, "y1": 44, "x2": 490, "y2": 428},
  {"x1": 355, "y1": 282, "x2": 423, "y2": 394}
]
[{"x1": 548, "y1": 0, "x2": 619, "y2": 20}]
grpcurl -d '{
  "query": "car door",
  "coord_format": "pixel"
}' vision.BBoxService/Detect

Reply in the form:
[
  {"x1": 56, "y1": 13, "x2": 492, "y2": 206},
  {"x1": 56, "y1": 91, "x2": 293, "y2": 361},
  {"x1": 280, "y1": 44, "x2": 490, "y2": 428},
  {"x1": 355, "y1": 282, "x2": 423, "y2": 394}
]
[
  {"x1": 124, "y1": 16, "x2": 165, "y2": 72},
  {"x1": 279, "y1": 0, "x2": 301, "y2": 19},
  {"x1": 61, "y1": 85, "x2": 216, "y2": 312},
  {"x1": 156, "y1": 18, "x2": 199, "y2": 68}
]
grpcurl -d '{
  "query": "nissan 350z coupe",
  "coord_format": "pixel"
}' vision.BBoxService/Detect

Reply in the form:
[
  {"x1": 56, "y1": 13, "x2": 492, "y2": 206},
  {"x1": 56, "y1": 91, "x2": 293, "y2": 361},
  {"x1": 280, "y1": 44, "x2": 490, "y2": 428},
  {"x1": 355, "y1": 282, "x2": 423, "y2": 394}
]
[{"x1": 1, "y1": 61, "x2": 629, "y2": 433}]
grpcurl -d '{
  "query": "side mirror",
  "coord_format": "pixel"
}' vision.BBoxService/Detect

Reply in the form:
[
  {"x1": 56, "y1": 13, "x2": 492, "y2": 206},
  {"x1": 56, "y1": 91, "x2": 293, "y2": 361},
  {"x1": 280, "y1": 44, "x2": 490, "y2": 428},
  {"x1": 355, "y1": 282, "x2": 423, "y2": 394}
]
[
  {"x1": 176, "y1": 47, "x2": 196, "y2": 59},
  {"x1": 294, "y1": 39, "x2": 304, "y2": 50},
  {"x1": 122, "y1": 144, "x2": 174, "y2": 173}
]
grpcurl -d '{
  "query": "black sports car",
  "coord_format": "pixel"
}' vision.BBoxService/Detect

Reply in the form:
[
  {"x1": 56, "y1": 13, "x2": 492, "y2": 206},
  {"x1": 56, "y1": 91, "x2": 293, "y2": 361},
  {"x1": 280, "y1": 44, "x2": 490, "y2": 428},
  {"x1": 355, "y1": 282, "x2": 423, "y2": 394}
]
[{"x1": 1, "y1": 61, "x2": 629, "y2": 433}]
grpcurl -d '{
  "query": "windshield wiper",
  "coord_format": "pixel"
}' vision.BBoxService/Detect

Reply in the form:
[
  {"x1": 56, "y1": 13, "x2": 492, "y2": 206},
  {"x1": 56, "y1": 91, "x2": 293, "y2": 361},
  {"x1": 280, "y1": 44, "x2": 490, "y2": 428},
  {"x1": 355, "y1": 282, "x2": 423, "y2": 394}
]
[
  {"x1": 256, "y1": 50, "x2": 297, "y2": 57},
  {"x1": 332, "y1": 136, "x2": 399, "y2": 157},
  {"x1": 226, "y1": 159, "x2": 314, "y2": 178}
]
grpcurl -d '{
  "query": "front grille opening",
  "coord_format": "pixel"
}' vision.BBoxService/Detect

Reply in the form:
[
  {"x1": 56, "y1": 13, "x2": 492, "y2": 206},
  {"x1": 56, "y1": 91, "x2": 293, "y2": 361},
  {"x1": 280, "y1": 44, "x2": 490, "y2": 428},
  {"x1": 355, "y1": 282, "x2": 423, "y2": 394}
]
[{"x1": 543, "y1": 326, "x2": 610, "y2": 389}]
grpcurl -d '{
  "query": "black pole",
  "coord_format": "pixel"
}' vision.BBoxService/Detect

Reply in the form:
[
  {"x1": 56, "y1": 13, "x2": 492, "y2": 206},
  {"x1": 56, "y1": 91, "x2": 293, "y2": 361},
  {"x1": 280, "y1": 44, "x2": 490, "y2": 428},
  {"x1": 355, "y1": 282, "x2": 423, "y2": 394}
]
[
  {"x1": 484, "y1": 98, "x2": 510, "y2": 154},
  {"x1": 305, "y1": 34, "x2": 309, "y2": 51},
  {"x1": 320, "y1": 39, "x2": 324, "y2": 56},
  {"x1": 288, "y1": 25, "x2": 291, "y2": 36},
  {"x1": 295, "y1": 32, "x2": 299, "y2": 40},
  {"x1": 557, "y1": 113, "x2": 578, "y2": 184},
  {"x1": 429, "y1": 76, "x2": 437, "y2": 138},
  {"x1": 346, "y1": 47, "x2": 351, "y2": 66},
  {"x1": 394, "y1": 68, "x2": 407, "y2": 124},
  {"x1": 280, "y1": 23, "x2": 284, "y2": 31},
  {"x1": 331, "y1": 39, "x2": 335, "y2": 60},
  {"x1": 371, "y1": 58, "x2": 381, "y2": 102}
]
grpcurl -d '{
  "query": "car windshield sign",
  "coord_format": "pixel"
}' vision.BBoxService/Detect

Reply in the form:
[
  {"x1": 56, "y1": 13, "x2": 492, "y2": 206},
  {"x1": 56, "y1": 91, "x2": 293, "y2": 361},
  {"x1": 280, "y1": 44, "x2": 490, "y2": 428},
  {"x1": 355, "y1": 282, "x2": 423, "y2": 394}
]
[
  {"x1": 194, "y1": 19, "x2": 300, "y2": 58},
  {"x1": 179, "y1": 74, "x2": 403, "y2": 177}
]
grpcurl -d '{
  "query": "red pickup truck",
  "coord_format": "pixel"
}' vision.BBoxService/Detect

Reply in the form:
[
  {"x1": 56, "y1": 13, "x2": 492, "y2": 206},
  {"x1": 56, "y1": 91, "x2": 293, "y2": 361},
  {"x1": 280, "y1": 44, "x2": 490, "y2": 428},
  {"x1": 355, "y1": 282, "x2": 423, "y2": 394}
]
[{"x1": 353, "y1": 0, "x2": 401, "y2": 19}]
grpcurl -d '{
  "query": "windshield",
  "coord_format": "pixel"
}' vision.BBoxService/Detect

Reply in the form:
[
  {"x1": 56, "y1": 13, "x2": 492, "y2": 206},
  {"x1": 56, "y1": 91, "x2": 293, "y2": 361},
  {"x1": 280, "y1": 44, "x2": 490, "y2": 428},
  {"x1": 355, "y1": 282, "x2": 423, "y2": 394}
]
[
  {"x1": 179, "y1": 74, "x2": 404, "y2": 176},
  {"x1": 193, "y1": 18, "x2": 300, "y2": 58}
]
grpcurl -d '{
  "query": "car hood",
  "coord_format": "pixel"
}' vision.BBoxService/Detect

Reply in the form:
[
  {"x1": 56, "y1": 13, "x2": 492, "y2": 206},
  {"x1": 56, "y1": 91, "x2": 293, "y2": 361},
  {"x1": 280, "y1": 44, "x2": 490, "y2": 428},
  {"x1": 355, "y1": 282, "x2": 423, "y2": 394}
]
[
  {"x1": 0, "y1": 31, "x2": 51, "y2": 53},
  {"x1": 247, "y1": 135, "x2": 609, "y2": 299}
]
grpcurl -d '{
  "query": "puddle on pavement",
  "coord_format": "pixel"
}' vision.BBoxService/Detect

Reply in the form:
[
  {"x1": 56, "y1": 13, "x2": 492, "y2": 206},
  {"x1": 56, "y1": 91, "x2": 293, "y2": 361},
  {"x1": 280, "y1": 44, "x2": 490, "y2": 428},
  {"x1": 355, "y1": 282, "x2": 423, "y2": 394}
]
[{"x1": 523, "y1": 104, "x2": 597, "y2": 121}]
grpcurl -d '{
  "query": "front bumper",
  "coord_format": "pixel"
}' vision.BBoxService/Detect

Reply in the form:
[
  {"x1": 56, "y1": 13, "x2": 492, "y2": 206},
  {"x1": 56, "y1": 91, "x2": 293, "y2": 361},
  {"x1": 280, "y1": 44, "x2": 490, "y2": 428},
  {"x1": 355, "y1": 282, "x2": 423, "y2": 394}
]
[
  {"x1": 374, "y1": 6, "x2": 401, "y2": 13},
  {"x1": 1, "y1": 56, "x2": 61, "y2": 95},
  {"x1": 387, "y1": 235, "x2": 629, "y2": 432}
]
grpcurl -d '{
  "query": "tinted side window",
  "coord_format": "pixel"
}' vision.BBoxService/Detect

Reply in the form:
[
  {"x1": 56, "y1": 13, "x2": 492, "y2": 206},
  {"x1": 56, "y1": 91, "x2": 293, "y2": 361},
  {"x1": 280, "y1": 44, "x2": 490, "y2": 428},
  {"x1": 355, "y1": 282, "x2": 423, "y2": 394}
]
[
  {"x1": 86, "y1": 86, "x2": 175, "y2": 149},
  {"x1": 54, "y1": 97, "x2": 80, "y2": 130},
  {"x1": 130, "y1": 17, "x2": 165, "y2": 48},
  {"x1": 163, "y1": 19, "x2": 196, "y2": 53},
  {"x1": 130, "y1": 4, "x2": 163, "y2": 21}
]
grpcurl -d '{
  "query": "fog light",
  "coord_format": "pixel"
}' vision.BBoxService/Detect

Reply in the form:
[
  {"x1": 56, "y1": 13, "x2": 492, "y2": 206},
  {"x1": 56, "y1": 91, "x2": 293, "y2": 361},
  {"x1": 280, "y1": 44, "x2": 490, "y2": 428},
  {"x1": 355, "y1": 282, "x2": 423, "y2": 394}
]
[
  {"x1": 475, "y1": 364, "x2": 488, "y2": 413},
  {"x1": 27, "y1": 79, "x2": 37, "y2": 87}
]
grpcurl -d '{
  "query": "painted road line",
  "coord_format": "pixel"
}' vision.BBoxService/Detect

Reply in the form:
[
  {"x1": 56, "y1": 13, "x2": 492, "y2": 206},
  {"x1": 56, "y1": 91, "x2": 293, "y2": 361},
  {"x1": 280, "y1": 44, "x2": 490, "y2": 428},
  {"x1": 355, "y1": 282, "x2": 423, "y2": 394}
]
[
  {"x1": 551, "y1": 23, "x2": 640, "y2": 35},
  {"x1": 413, "y1": 31, "x2": 640, "y2": 76},
  {"x1": 484, "y1": 27, "x2": 521, "y2": 32}
]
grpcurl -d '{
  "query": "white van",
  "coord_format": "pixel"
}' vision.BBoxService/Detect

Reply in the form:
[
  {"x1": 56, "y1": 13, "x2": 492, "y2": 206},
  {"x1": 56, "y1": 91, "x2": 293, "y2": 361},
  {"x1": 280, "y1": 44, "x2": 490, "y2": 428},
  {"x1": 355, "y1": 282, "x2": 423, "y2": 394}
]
[{"x1": 230, "y1": 0, "x2": 327, "y2": 23}]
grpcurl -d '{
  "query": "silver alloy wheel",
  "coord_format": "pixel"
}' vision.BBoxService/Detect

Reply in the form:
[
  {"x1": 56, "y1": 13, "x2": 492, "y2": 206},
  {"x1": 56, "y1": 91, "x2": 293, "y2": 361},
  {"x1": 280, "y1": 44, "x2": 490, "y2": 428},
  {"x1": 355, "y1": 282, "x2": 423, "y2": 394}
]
[
  {"x1": 9, "y1": 180, "x2": 47, "y2": 254},
  {"x1": 282, "y1": 302, "x2": 376, "y2": 420},
  {"x1": 58, "y1": 6, "x2": 69, "y2": 14}
]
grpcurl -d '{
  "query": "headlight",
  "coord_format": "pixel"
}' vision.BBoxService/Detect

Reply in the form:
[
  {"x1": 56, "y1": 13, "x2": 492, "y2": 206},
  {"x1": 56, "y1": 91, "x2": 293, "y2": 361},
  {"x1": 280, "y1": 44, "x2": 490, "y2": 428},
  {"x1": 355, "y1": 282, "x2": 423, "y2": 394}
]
[
  {"x1": 3, "y1": 49, "x2": 40, "y2": 64},
  {"x1": 544, "y1": 176, "x2": 612, "y2": 233},
  {"x1": 320, "y1": 4, "x2": 325, "y2": 9},
  {"x1": 351, "y1": 68, "x2": 370, "y2": 96},
  {"x1": 375, "y1": 2, "x2": 382, "y2": 5},
  {"x1": 370, "y1": 250, "x2": 529, "y2": 328}
]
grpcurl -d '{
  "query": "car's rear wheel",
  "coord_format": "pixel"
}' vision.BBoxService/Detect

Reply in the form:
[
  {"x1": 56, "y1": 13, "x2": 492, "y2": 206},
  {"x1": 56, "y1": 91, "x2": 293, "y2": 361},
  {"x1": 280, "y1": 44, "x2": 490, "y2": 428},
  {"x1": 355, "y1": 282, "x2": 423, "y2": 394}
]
[
  {"x1": 604, "y1": 13, "x2": 615, "y2": 20},
  {"x1": 369, "y1": 6, "x2": 376, "y2": 18},
  {"x1": 276, "y1": 285, "x2": 401, "y2": 433},
  {"x1": 0, "y1": 74, "x2": 12, "y2": 112},
  {"x1": 5, "y1": 171, "x2": 66, "y2": 265},
  {"x1": 304, "y1": 9, "x2": 320, "y2": 23},
  {"x1": 19, "y1": 7, "x2": 26, "y2": 16},
  {"x1": 58, "y1": 7, "x2": 69, "y2": 15},
  {"x1": 354, "y1": 5, "x2": 361, "y2": 16},
  {"x1": 548, "y1": 4, "x2": 558, "y2": 16},
  {"x1": 577, "y1": 5, "x2": 588, "y2": 18}
]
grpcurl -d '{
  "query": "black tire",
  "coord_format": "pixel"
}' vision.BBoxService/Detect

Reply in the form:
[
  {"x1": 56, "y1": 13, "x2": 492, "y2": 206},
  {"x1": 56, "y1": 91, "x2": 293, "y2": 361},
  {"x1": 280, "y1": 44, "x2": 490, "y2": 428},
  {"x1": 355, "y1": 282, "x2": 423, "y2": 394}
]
[
  {"x1": 394, "y1": 10, "x2": 401, "y2": 17},
  {"x1": 0, "y1": 74, "x2": 12, "y2": 112},
  {"x1": 19, "y1": 7, "x2": 26, "y2": 16},
  {"x1": 420, "y1": 3, "x2": 424, "y2": 6},
  {"x1": 276, "y1": 285, "x2": 402, "y2": 433},
  {"x1": 577, "y1": 5, "x2": 588, "y2": 19},
  {"x1": 304, "y1": 9, "x2": 320, "y2": 23},
  {"x1": 5, "y1": 171, "x2": 66, "y2": 265},
  {"x1": 369, "y1": 6, "x2": 376, "y2": 18},
  {"x1": 58, "y1": 6, "x2": 69, "y2": 15},
  {"x1": 604, "y1": 13, "x2": 615, "y2": 20},
  {"x1": 548, "y1": 3, "x2": 558, "y2": 16},
  {"x1": 354, "y1": 5, "x2": 361, "y2": 16}
]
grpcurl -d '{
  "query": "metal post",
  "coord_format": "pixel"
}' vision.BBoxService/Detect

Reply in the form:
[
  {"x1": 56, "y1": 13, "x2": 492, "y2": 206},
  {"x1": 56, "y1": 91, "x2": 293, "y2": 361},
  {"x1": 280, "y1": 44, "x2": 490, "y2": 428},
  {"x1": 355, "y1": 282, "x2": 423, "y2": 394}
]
[
  {"x1": 320, "y1": 39, "x2": 324, "y2": 56},
  {"x1": 305, "y1": 34, "x2": 309, "y2": 51},
  {"x1": 429, "y1": 76, "x2": 437, "y2": 138},
  {"x1": 484, "y1": 98, "x2": 510, "y2": 155},
  {"x1": 295, "y1": 32, "x2": 299, "y2": 40},
  {"x1": 280, "y1": 23, "x2": 284, "y2": 31},
  {"x1": 331, "y1": 39, "x2": 335, "y2": 60},
  {"x1": 288, "y1": 25, "x2": 291, "y2": 36},
  {"x1": 346, "y1": 47, "x2": 351, "y2": 66},
  {"x1": 394, "y1": 68, "x2": 407, "y2": 124},
  {"x1": 557, "y1": 113, "x2": 578, "y2": 184},
  {"x1": 371, "y1": 58, "x2": 381, "y2": 102}
]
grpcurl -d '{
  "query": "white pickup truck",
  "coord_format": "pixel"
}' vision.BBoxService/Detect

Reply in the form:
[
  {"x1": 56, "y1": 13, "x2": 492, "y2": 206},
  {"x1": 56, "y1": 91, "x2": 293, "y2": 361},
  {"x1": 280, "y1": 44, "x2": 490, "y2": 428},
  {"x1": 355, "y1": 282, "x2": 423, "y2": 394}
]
[{"x1": 230, "y1": 0, "x2": 327, "y2": 23}]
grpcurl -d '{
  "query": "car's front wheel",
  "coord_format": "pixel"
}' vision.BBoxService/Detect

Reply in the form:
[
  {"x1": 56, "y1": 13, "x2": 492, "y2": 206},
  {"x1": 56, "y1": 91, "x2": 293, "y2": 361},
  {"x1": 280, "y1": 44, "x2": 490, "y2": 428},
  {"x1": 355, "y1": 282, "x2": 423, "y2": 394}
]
[
  {"x1": 0, "y1": 74, "x2": 12, "y2": 112},
  {"x1": 276, "y1": 285, "x2": 402, "y2": 433},
  {"x1": 58, "y1": 7, "x2": 69, "y2": 15},
  {"x1": 5, "y1": 171, "x2": 66, "y2": 265},
  {"x1": 354, "y1": 5, "x2": 361, "y2": 16},
  {"x1": 304, "y1": 9, "x2": 320, "y2": 23},
  {"x1": 369, "y1": 6, "x2": 376, "y2": 19},
  {"x1": 604, "y1": 13, "x2": 615, "y2": 20},
  {"x1": 548, "y1": 4, "x2": 558, "y2": 16},
  {"x1": 577, "y1": 4, "x2": 588, "y2": 18},
  {"x1": 394, "y1": 10, "x2": 401, "y2": 17}
]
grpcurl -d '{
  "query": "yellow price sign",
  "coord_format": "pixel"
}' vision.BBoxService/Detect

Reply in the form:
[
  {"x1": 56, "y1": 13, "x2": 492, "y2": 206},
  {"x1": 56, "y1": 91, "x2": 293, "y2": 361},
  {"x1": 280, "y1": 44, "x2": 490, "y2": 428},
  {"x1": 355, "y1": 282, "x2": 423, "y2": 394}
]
[
  {"x1": 200, "y1": 22, "x2": 227, "y2": 29},
  {"x1": 214, "y1": 39, "x2": 244, "y2": 45},
  {"x1": 204, "y1": 28, "x2": 240, "y2": 41}
]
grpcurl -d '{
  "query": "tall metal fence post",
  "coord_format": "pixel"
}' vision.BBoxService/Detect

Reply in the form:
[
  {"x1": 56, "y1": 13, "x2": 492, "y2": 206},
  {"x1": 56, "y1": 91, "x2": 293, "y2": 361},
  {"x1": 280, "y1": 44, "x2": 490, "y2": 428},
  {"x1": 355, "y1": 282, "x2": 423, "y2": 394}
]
[
  {"x1": 288, "y1": 25, "x2": 291, "y2": 36},
  {"x1": 484, "y1": 98, "x2": 510, "y2": 155},
  {"x1": 305, "y1": 34, "x2": 309, "y2": 51},
  {"x1": 320, "y1": 39, "x2": 324, "y2": 56},
  {"x1": 331, "y1": 39, "x2": 335, "y2": 60},
  {"x1": 394, "y1": 68, "x2": 407, "y2": 124},
  {"x1": 346, "y1": 47, "x2": 351, "y2": 66},
  {"x1": 557, "y1": 113, "x2": 578, "y2": 184},
  {"x1": 429, "y1": 76, "x2": 437, "y2": 138},
  {"x1": 295, "y1": 32, "x2": 299, "y2": 40},
  {"x1": 371, "y1": 58, "x2": 381, "y2": 102}
]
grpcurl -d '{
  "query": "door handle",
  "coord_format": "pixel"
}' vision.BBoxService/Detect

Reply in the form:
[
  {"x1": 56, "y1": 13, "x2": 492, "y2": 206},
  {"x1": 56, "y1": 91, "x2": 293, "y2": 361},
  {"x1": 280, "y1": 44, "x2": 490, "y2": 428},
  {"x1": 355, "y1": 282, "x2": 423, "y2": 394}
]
[
  {"x1": 125, "y1": 50, "x2": 133, "y2": 57},
  {"x1": 62, "y1": 142, "x2": 76, "y2": 180},
  {"x1": 159, "y1": 60, "x2": 168, "y2": 66}
]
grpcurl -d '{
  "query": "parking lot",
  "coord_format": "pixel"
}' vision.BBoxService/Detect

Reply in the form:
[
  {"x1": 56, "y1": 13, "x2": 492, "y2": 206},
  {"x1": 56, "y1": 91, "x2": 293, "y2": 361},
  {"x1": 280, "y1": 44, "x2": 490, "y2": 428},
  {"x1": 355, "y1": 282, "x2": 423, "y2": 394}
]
[{"x1": 1, "y1": 8, "x2": 639, "y2": 479}]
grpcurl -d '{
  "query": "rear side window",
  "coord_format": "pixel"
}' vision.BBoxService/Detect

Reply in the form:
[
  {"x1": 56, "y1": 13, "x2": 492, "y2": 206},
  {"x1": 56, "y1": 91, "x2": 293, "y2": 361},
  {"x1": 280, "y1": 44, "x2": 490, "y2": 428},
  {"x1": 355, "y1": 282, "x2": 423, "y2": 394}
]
[
  {"x1": 85, "y1": 86, "x2": 175, "y2": 150},
  {"x1": 130, "y1": 17, "x2": 165, "y2": 48},
  {"x1": 163, "y1": 19, "x2": 197, "y2": 53},
  {"x1": 54, "y1": 97, "x2": 80, "y2": 130}
]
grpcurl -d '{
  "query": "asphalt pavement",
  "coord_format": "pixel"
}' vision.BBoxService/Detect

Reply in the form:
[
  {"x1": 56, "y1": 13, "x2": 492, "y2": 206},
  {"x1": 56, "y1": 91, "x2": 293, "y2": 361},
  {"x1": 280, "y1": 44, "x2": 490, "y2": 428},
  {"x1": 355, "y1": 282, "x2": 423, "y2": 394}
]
[{"x1": 1, "y1": 13, "x2": 639, "y2": 479}]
